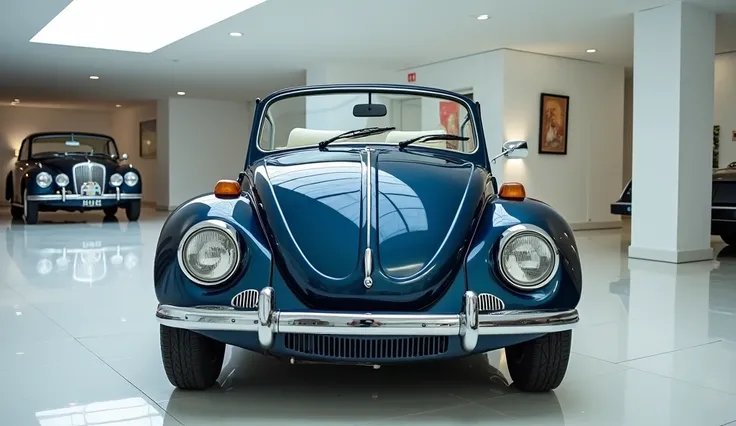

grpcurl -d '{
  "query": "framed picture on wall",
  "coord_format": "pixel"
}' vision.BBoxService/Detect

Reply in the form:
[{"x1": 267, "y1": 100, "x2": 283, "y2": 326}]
[
  {"x1": 538, "y1": 93, "x2": 570, "y2": 155},
  {"x1": 139, "y1": 119, "x2": 157, "y2": 159}
]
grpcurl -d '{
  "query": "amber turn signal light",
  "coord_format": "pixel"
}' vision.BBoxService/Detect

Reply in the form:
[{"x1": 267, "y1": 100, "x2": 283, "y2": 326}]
[
  {"x1": 214, "y1": 180, "x2": 241, "y2": 198},
  {"x1": 498, "y1": 182, "x2": 526, "y2": 201}
]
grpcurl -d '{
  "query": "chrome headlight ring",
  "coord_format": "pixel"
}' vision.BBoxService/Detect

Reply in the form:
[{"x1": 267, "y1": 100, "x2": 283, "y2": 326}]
[
  {"x1": 55, "y1": 173, "x2": 69, "y2": 188},
  {"x1": 124, "y1": 171, "x2": 138, "y2": 187},
  {"x1": 176, "y1": 219, "x2": 241, "y2": 286},
  {"x1": 110, "y1": 173, "x2": 123, "y2": 187},
  {"x1": 36, "y1": 172, "x2": 52, "y2": 188},
  {"x1": 496, "y1": 224, "x2": 559, "y2": 291}
]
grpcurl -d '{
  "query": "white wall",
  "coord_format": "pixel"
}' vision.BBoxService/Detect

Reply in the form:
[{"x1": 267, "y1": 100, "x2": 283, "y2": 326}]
[
  {"x1": 158, "y1": 97, "x2": 252, "y2": 209},
  {"x1": 0, "y1": 106, "x2": 114, "y2": 204},
  {"x1": 502, "y1": 50, "x2": 625, "y2": 227},
  {"x1": 112, "y1": 104, "x2": 157, "y2": 204},
  {"x1": 715, "y1": 52, "x2": 736, "y2": 168},
  {"x1": 400, "y1": 49, "x2": 625, "y2": 228}
]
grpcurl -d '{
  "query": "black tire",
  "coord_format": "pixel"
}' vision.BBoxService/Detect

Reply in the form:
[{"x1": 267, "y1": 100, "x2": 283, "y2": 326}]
[
  {"x1": 10, "y1": 205, "x2": 23, "y2": 219},
  {"x1": 505, "y1": 330, "x2": 572, "y2": 392},
  {"x1": 125, "y1": 200, "x2": 140, "y2": 222},
  {"x1": 160, "y1": 325, "x2": 225, "y2": 390},
  {"x1": 23, "y1": 189, "x2": 39, "y2": 225},
  {"x1": 721, "y1": 233, "x2": 736, "y2": 246},
  {"x1": 103, "y1": 206, "x2": 118, "y2": 217}
]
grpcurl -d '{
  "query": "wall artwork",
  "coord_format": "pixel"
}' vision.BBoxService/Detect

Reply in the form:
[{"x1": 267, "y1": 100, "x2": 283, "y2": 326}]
[
  {"x1": 713, "y1": 125, "x2": 720, "y2": 168},
  {"x1": 139, "y1": 119, "x2": 157, "y2": 159},
  {"x1": 439, "y1": 100, "x2": 460, "y2": 150},
  {"x1": 538, "y1": 93, "x2": 570, "y2": 155}
]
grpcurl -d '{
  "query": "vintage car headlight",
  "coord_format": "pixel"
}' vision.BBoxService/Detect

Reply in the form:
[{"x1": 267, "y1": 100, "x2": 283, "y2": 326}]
[
  {"x1": 124, "y1": 171, "x2": 138, "y2": 187},
  {"x1": 55, "y1": 173, "x2": 69, "y2": 187},
  {"x1": 178, "y1": 220, "x2": 241, "y2": 285},
  {"x1": 497, "y1": 224, "x2": 558, "y2": 290},
  {"x1": 36, "y1": 172, "x2": 52, "y2": 188},
  {"x1": 110, "y1": 173, "x2": 123, "y2": 187}
]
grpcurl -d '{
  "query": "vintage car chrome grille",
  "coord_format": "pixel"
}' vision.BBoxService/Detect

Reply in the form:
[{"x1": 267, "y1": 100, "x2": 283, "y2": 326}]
[
  {"x1": 284, "y1": 334, "x2": 449, "y2": 360},
  {"x1": 231, "y1": 289, "x2": 259, "y2": 309},
  {"x1": 72, "y1": 162, "x2": 106, "y2": 194},
  {"x1": 477, "y1": 293, "x2": 505, "y2": 313}
]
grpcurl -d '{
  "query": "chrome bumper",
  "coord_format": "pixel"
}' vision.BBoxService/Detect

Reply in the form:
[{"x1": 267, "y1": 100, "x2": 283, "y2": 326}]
[
  {"x1": 27, "y1": 192, "x2": 142, "y2": 202},
  {"x1": 156, "y1": 288, "x2": 579, "y2": 353}
]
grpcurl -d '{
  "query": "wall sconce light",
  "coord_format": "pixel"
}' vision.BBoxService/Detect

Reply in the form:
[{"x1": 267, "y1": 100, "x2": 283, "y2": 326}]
[{"x1": 14, "y1": 149, "x2": 19, "y2": 157}]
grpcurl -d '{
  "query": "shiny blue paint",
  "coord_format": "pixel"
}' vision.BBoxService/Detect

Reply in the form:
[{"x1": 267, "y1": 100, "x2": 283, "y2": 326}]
[{"x1": 154, "y1": 84, "x2": 583, "y2": 362}]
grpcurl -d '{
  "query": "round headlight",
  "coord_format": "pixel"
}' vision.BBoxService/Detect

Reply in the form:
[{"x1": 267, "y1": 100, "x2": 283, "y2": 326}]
[
  {"x1": 497, "y1": 224, "x2": 558, "y2": 290},
  {"x1": 55, "y1": 173, "x2": 69, "y2": 187},
  {"x1": 178, "y1": 220, "x2": 240, "y2": 285},
  {"x1": 124, "y1": 172, "x2": 138, "y2": 187},
  {"x1": 110, "y1": 173, "x2": 123, "y2": 187},
  {"x1": 36, "y1": 172, "x2": 52, "y2": 188}
]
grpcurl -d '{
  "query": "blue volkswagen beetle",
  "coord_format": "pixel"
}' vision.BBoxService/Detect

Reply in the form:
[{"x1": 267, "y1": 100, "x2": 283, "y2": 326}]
[
  {"x1": 154, "y1": 84, "x2": 582, "y2": 392},
  {"x1": 5, "y1": 132, "x2": 142, "y2": 224}
]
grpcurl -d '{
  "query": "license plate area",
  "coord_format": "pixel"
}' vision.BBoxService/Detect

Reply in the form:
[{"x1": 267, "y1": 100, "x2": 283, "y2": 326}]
[{"x1": 82, "y1": 199, "x2": 102, "y2": 207}]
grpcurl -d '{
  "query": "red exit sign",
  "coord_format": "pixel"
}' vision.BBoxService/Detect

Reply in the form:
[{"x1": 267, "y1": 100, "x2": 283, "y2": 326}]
[{"x1": 407, "y1": 72, "x2": 416, "y2": 83}]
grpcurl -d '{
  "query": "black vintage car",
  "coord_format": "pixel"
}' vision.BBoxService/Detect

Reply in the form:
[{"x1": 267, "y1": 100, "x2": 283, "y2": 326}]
[
  {"x1": 611, "y1": 162, "x2": 736, "y2": 245},
  {"x1": 4, "y1": 132, "x2": 143, "y2": 224}
]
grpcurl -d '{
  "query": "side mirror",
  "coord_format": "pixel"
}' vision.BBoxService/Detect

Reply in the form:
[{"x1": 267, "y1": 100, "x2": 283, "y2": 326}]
[
  {"x1": 121, "y1": 153, "x2": 128, "y2": 160},
  {"x1": 502, "y1": 140, "x2": 528, "y2": 159}
]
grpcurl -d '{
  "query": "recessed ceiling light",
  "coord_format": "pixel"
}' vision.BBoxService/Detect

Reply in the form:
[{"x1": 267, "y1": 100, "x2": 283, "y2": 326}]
[
  {"x1": 89, "y1": 75, "x2": 100, "y2": 79},
  {"x1": 476, "y1": 14, "x2": 489, "y2": 20},
  {"x1": 10, "y1": 101, "x2": 18, "y2": 106},
  {"x1": 229, "y1": 32, "x2": 243, "y2": 37},
  {"x1": 30, "y1": 0, "x2": 270, "y2": 53},
  {"x1": 177, "y1": 91, "x2": 186, "y2": 96},
  {"x1": 115, "y1": 104, "x2": 122, "y2": 107},
  {"x1": 13, "y1": 98, "x2": 20, "y2": 102},
  {"x1": 586, "y1": 48, "x2": 597, "y2": 53}
]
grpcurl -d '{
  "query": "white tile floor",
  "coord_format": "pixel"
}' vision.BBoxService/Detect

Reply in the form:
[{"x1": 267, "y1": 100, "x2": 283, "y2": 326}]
[{"x1": 2, "y1": 210, "x2": 736, "y2": 425}]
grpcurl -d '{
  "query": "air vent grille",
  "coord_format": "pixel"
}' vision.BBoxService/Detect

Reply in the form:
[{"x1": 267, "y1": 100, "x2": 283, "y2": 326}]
[
  {"x1": 478, "y1": 293, "x2": 505, "y2": 313},
  {"x1": 231, "y1": 289, "x2": 259, "y2": 309},
  {"x1": 284, "y1": 334, "x2": 449, "y2": 360}
]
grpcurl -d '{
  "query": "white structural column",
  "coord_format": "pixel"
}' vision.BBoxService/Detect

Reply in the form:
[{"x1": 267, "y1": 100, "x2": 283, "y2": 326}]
[{"x1": 629, "y1": 2, "x2": 716, "y2": 263}]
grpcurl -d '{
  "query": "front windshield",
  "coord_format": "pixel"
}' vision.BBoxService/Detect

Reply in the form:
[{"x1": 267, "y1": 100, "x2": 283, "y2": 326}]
[
  {"x1": 31, "y1": 134, "x2": 117, "y2": 157},
  {"x1": 258, "y1": 91, "x2": 476, "y2": 153}
]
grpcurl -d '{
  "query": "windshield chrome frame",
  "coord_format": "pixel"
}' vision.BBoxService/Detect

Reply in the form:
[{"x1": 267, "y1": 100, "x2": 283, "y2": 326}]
[
  {"x1": 246, "y1": 84, "x2": 488, "y2": 170},
  {"x1": 29, "y1": 133, "x2": 119, "y2": 158}
]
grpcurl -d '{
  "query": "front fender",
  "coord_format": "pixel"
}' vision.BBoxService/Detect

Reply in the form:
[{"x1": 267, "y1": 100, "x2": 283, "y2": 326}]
[
  {"x1": 465, "y1": 197, "x2": 582, "y2": 310},
  {"x1": 153, "y1": 193, "x2": 272, "y2": 307}
]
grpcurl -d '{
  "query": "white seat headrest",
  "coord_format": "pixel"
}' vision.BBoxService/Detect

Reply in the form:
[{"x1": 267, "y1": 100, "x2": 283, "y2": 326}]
[{"x1": 287, "y1": 128, "x2": 345, "y2": 148}]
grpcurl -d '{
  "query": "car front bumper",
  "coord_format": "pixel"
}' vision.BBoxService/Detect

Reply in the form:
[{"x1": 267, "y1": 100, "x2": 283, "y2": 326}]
[
  {"x1": 156, "y1": 287, "x2": 579, "y2": 353},
  {"x1": 27, "y1": 191, "x2": 141, "y2": 206}
]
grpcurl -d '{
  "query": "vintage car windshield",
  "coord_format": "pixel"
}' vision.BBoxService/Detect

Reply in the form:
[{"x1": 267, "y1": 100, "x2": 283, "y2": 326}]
[
  {"x1": 30, "y1": 134, "x2": 117, "y2": 157},
  {"x1": 258, "y1": 91, "x2": 476, "y2": 153}
]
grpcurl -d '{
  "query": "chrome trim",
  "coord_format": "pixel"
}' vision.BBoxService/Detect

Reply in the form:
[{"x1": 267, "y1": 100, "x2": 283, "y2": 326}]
[
  {"x1": 231, "y1": 289, "x2": 259, "y2": 309},
  {"x1": 497, "y1": 224, "x2": 560, "y2": 291},
  {"x1": 61, "y1": 187, "x2": 66, "y2": 202},
  {"x1": 26, "y1": 193, "x2": 142, "y2": 201},
  {"x1": 176, "y1": 219, "x2": 241, "y2": 286},
  {"x1": 72, "y1": 162, "x2": 106, "y2": 195},
  {"x1": 478, "y1": 293, "x2": 505, "y2": 312},
  {"x1": 363, "y1": 148, "x2": 374, "y2": 289},
  {"x1": 156, "y1": 287, "x2": 579, "y2": 353}
]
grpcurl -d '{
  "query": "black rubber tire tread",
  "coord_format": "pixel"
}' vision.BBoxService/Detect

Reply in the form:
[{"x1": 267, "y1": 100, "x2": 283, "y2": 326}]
[
  {"x1": 721, "y1": 233, "x2": 736, "y2": 246},
  {"x1": 10, "y1": 205, "x2": 23, "y2": 219},
  {"x1": 160, "y1": 325, "x2": 225, "y2": 390},
  {"x1": 505, "y1": 330, "x2": 572, "y2": 392},
  {"x1": 125, "y1": 201, "x2": 141, "y2": 222},
  {"x1": 24, "y1": 195, "x2": 38, "y2": 225}
]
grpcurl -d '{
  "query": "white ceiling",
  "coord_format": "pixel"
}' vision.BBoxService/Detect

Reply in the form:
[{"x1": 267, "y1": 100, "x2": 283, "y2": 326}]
[{"x1": 0, "y1": 0, "x2": 735, "y2": 107}]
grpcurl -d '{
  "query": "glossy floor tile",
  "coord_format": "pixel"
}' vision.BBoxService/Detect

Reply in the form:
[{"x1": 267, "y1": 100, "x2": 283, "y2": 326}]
[{"x1": 2, "y1": 211, "x2": 736, "y2": 425}]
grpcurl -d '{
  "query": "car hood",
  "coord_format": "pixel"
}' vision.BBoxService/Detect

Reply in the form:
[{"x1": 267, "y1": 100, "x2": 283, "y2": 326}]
[
  {"x1": 34, "y1": 156, "x2": 119, "y2": 174},
  {"x1": 251, "y1": 148, "x2": 487, "y2": 311}
]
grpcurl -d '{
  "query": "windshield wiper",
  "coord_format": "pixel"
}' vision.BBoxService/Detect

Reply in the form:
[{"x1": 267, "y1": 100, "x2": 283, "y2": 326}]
[
  {"x1": 318, "y1": 126, "x2": 395, "y2": 150},
  {"x1": 397, "y1": 134, "x2": 469, "y2": 150}
]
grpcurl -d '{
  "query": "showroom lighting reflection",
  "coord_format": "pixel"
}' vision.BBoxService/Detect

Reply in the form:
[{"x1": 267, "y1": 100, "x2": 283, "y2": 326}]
[
  {"x1": 115, "y1": 104, "x2": 122, "y2": 108},
  {"x1": 30, "y1": 0, "x2": 269, "y2": 53},
  {"x1": 89, "y1": 75, "x2": 100, "y2": 80},
  {"x1": 230, "y1": 32, "x2": 243, "y2": 37},
  {"x1": 477, "y1": 14, "x2": 489, "y2": 20},
  {"x1": 177, "y1": 91, "x2": 186, "y2": 96},
  {"x1": 586, "y1": 49, "x2": 597, "y2": 53}
]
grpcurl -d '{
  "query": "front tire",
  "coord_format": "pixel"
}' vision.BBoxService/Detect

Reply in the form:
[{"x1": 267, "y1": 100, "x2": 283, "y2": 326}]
[
  {"x1": 721, "y1": 233, "x2": 736, "y2": 246},
  {"x1": 23, "y1": 189, "x2": 39, "y2": 225},
  {"x1": 160, "y1": 325, "x2": 225, "y2": 390},
  {"x1": 125, "y1": 200, "x2": 140, "y2": 222},
  {"x1": 10, "y1": 205, "x2": 23, "y2": 220},
  {"x1": 505, "y1": 330, "x2": 572, "y2": 392}
]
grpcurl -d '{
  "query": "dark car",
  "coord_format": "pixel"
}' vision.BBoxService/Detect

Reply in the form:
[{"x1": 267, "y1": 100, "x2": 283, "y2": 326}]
[
  {"x1": 153, "y1": 84, "x2": 582, "y2": 393},
  {"x1": 611, "y1": 162, "x2": 736, "y2": 245},
  {"x1": 4, "y1": 132, "x2": 142, "y2": 224}
]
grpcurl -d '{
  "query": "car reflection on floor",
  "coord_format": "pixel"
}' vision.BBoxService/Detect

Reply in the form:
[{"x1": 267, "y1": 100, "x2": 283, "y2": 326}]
[{"x1": 5, "y1": 218, "x2": 142, "y2": 287}]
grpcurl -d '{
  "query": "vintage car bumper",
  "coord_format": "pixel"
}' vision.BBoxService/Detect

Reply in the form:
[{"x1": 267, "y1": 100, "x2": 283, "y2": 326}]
[
  {"x1": 27, "y1": 192, "x2": 141, "y2": 206},
  {"x1": 156, "y1": 287, "x2": 579, "y2": 353}
]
